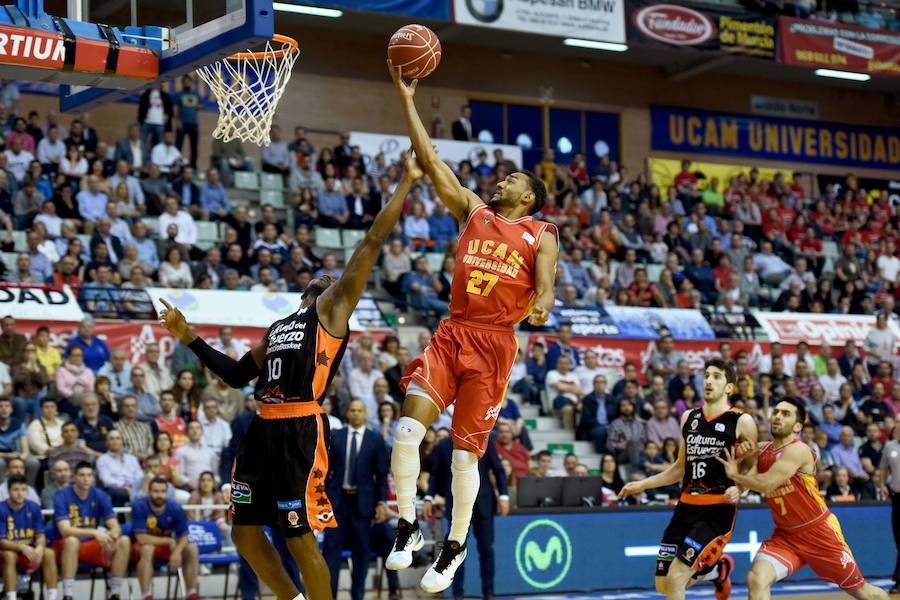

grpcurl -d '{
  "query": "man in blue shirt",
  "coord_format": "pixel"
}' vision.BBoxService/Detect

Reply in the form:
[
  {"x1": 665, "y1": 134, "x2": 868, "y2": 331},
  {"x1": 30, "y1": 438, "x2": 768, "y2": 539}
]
[
  {"x1": 427, "y1": 202, "x2": 457, "y2": 246},
  {"x1": 199, "y1": 167, "x2": 230, "y2": 220},
  {"x1": 317, "y1": 175, "x2": 349, "y2": 227},
  {"x1": 402, "y1": 255, "x2": 448, "y2": 315},
  {"x1": 0, "y1": 475, "x2": 58, "y2": 600},
  {"x1": 50, "y1": 461, "x2": 130, "y2": 600},
  {"x1": 0, "y1": 397, "x2": 38, "y2": 487},
  {"x1": 172, "y1": 75, "x2": 200, "y2": 169},
  {"x1": 75, "y1": 175, "x2": 109, "y2": 223},
  {"x1": 64, "y1": 318, "x2": 110, "y2": 373},
  {"x1": 133, "y1": 477, "x2": 200, "y2": 600}
]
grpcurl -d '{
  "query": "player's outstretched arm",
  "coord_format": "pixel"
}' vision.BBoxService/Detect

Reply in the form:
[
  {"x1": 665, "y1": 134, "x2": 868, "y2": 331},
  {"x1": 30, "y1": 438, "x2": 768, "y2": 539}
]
[
  {"x1": 716, "y1": 443, "x2": 807, "y2": 495},
  {"x1": 387, "y1": 61, "x2": 481, "y2": 222},
  {"x1": 157, "y1": 298, "x2": 266, "y2": 388},
  {"x1": 317, "y1": 153, "x2": 424, "y2": 337},
  {"x1": 528, "y1": 230, "x2": 559, "y2": 327},
  {"x1": 619, "y1": 411, "x2": 690, "y2": 499}
]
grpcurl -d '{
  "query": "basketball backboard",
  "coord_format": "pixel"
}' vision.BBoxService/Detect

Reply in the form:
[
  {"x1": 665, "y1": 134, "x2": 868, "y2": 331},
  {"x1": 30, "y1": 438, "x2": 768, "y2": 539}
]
[
  {"x1": 0, "y1": 0, "x2": 272, "y2": 111},
  {"x1": 60, "y1": 0, "x2": 273, "y2": 111}
]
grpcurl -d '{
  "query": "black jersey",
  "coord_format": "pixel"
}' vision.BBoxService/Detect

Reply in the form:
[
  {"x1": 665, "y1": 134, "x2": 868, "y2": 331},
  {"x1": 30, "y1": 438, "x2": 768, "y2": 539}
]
[
  {"x1": 254, "y1": 304, "x2": 348, "y2": 404},
  {"x1": 680, "y1": 407, "x2": 742, "y2": 502}
]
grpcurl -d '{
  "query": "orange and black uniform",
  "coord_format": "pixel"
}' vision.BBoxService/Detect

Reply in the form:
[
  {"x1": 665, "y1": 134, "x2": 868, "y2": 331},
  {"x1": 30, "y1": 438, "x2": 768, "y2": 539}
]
[
  {"x1": 230, "y1": 304, "x2": 346, "y2": 536},
  {"x1": 656, "y1": 408, "x2": 741, "y2": 576},
  {"x1": 756, "y1": 439, "x2": 866, "y2": 592}
]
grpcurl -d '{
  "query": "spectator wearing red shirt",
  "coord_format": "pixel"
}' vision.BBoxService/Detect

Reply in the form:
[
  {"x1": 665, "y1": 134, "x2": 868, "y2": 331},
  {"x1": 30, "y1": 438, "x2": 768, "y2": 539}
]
[
  {"x1": 494, "y1": 421, "x2": 530, "y2": 479},
  {"x1": 628, "y1": 268, "x2": 666, "y2": 308},
  {"x1": 774, "y1": 194, "x2": 796, "y2": 229},
  {"x1": 568, "y1": 153, "x2": 590, "y2": 189},
  {"x1": 673, "y1": 160, "x2": 698, "y2": 205},
  {"x1": 789, "y1": 172, "x2": 805, "y2": 200},
  {"x1": 713, "y1": 254, "x2": 737, "y2": 291},
  {"x1": 154, "y1": 390, "x2": 187, "y2": 448},
  {"x1": 539, "y1": 194, "x2": 565, "y2": 227},
  {"x1": 871, "y1": 361, "x2": 897, "y2": 394},
  {"x1": 861, "y1": 218, "x2": 883, "y2": 250},
  {"x1": 797, "y1": 227, "x2": 824, "y2": 270}
]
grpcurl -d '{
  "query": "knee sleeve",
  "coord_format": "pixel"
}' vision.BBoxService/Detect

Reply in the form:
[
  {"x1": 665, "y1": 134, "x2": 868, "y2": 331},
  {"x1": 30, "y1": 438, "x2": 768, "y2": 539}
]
[
  {"x1": 451, "y1": 448, "x2": 479, "y2": 472},
  {"x1": 395, "y1": 417, "x2": 427, "y2": 446}
]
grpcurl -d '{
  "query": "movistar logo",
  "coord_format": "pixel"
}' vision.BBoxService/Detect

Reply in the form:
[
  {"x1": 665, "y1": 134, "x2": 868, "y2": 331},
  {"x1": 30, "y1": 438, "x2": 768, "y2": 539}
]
[{"x1": 514, "y1": 519, "x2": 572, "y2": 590}]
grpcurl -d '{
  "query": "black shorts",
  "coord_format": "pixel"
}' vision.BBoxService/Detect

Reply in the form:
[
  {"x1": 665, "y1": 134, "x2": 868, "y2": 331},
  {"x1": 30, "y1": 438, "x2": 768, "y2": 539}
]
[
  {"x1": 230, "y1": 412, "x2": 337, "y2": 537},
  {"x1": 656, "y1": 502, "x2": 736, "y2": 576}
]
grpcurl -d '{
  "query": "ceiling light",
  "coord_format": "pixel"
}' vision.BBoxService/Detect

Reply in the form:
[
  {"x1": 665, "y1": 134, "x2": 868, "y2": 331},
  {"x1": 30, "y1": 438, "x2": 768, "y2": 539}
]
[
  {"x1": 563, "y1": 38, "x2": 628, "y2": 52},
  {"x1": 273, "y1": 3, "x2": 343, "y2": 18},
  {"x1": 814, "y1": 68, "x2": 870, "y2": 81}
]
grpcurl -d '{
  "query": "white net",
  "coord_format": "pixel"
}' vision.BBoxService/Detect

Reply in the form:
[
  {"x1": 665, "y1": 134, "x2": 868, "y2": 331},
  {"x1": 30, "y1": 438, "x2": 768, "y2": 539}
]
[{"x1": 195, "y1": 36, "x2": 300, "y2": 146}]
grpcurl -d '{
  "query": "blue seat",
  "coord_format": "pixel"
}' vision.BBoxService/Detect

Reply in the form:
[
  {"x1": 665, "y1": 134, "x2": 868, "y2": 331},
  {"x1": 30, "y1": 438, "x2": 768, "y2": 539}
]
[{"x1": 190, "y1": 520, "x2": 239, "y2": 600}]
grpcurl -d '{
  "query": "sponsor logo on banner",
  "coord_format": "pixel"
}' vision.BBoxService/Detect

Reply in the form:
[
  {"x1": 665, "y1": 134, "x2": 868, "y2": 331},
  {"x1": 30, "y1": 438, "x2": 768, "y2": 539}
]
[
  {"x1": 750, "y1": 95, "x2": 819, "y2": 119},
  {"x1": 454, "y1": 0, "x2": 626, "y2": 44},
  {"x1": 632, "y1": 4, "x2": 715, "y2": 46},
  {"x1": 779, "y1": 17, "x2": 900, "y2": 77},
  {"x1": 0, "y1": 284, "x2": 85, "y2": 322},
  {"x1": 752, "y1": 311, "x2": 900, "y2": 345}
]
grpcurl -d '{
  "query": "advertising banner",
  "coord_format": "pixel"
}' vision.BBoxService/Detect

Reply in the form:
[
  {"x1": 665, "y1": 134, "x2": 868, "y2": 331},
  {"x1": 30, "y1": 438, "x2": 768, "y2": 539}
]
[
  {"x1": 752, "y1": 311, "x2": 900, "y2": 346},
  {"x1": 650, "y1": 105, "x2": 900, "y2": 170},
  {"x1": 146, "y1": 288, "x2": 388, "y2": 331},
  {"x1": 314, "y1": 0, "x2": 450, "y2": 20},
  {"x1": 648, "y1": 157, "x2": 785, "y2": 193},
  {"x1": 457, "y1": 504, "x2": 890, "y2": 595},
  {"x1": 350, "y1": 131, "x2": 523, "y2": 172},
  {"x1": 629, "y1": 1, "x2": 776, "y2": 58},
  {"x1": 0, "y1": 284, "x2": 84, "y2": 322},
  {"x1": 779, "y1": 16, "x2": 900, "y2": 77},
  {"x1": 454, "y1": 0, "x2": 626, "y2": 44},
  {"x1": 750, "y1": 94, "x2": 819, "y2": 119},
  {"x1": 550, "y1": 306, "x2": 714, "y2": 340}
]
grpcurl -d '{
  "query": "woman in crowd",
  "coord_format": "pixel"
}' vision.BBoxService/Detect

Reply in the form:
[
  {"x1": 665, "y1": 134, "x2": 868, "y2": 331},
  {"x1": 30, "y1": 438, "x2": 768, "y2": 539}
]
[
  {"x1": 94, "y1": 375, "x2": 119, "y2": 419},
  {"x1": 189, "y1": 471, "x2": 229, "y2": 536},
  {"x1": 173, "y1": 369, "x2": 201, "y2": 421},
  {"x1": 377, "y1": 400, "x2": 399, "y2": 447},
  {"x1": 11, "y1": 342, "x2": 49, "y2": 420},
  {"x1": 158, "y1": 246, "x2": 194, "y2": 288},
  {"x1": 154, "y1": 431, "x2": 190, "y2": 490},
  {"x1": 377, "y1": 335, "x2": 401, "y2": 371},
  {"x1": 599, "y1": 453, "x2": 626, "y2": 503}
]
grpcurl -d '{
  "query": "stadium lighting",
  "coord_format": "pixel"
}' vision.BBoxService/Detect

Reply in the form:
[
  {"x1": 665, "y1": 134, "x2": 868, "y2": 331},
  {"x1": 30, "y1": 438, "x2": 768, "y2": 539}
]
[
  {"x1": 563, "y1": 38, "x2": 628, "y2": 52},
  {"x1": 273, "y1": 3, "x2": 343, "y2": 18},
  {"x1": 814, "y1": 69, "x2": 870, "y2": 82}
]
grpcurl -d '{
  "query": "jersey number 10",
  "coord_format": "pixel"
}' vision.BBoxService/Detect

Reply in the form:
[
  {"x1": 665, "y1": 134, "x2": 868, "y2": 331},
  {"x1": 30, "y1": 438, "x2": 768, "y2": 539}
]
[{"x1": 267, "y1": 357, "x2": 282, "y2": 381}]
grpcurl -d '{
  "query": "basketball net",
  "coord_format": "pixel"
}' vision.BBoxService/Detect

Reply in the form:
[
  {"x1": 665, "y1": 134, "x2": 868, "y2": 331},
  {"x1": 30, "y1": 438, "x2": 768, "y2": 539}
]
[{"x1": 196, "y1": 35, "x2": 300, "y2": 146}]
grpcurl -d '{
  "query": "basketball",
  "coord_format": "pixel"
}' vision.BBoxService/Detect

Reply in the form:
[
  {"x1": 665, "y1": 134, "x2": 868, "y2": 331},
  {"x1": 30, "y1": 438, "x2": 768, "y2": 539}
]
[{"x1": 387, "y1": 24, "x2": 442, "y2": 79}]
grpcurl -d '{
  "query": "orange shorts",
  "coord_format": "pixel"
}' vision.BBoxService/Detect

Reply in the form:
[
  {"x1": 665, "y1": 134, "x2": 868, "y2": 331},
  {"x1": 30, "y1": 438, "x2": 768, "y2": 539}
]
[
  {"x1": 131, "y1": 543, "x2": 171, "y2": 562},
  {"x1": 756, "y1": 514, "x2": 866, "y2": 592},
  {"x1": 51, "y1": 538, "x2": 111, "y2": 568},
  {"x1": 401, "y1": 318, "x2": 518, "y2": 457}
]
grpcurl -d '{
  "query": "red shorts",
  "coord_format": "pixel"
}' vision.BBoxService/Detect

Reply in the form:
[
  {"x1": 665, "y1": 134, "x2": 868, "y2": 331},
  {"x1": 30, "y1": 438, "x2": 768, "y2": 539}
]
[
  {"x1": 51, "y1": 538, "x2": 111, "y2": 568},
  {"x1": 131, "y1": 543, "x2": 171, "y2": 562},
  {"x1": 756, "y1": 514, "x2": 866, "y2": 592},
  {"x1": 10, "y1": 553, "x2": 39, "y2": 574},
  {"x1": 401, "y1": 318, "x2": 518, "y2": 457}
]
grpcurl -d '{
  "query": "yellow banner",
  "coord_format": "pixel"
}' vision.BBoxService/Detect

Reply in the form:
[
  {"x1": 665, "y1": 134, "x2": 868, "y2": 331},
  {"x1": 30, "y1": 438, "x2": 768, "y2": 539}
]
[{"x1": 649, "y1": 158, "x2": 786, "y2": 191}]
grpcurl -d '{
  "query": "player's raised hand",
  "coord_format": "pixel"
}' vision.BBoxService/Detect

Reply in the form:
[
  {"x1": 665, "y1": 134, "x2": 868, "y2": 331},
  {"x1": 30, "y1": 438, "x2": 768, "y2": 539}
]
[
  {"x1": 617, "y1": 481, "x2": 643, "y2": 500},
  {"x1": 715, "y1": 447, "x2": 739, "y2": 479},
  {"x1": 403, "y1": 149, "x2": 425, "y2": 182},
  {"x1": 387, "y1": 59, "x2": 417, "y2": 98},
  {"x1": 527, "y1": 303, "x2": 550, "y2": 327},
  {"x1": 158, "y1": 298, "x2": 196, "y2": 344}
]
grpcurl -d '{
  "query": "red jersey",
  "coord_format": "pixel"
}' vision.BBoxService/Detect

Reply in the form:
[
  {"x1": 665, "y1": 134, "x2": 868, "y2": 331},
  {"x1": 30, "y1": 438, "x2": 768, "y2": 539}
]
[
  {"x1": 451, "y1": 204, "x2": 554, "y2": 328},
  {"x1": 757, "y1": 439, "x2": 829, "y2": 530}
]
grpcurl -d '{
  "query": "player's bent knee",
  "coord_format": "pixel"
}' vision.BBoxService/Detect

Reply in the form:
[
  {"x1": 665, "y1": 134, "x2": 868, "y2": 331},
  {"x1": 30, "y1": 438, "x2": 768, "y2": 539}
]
[
  {"x1": 63, "y1": 536, "x2": 80, "y2": 550},
  {"x1": 451, "y1": 448, "x2": 478, "y2": 470},
  {"x1": 395, "y1": 416, "x2": 427, "y2": 446},
  {"x1": 2, "y1": 550, "x2": 15, "y2": 561},
  {"x1": 139, "y1": 545, "x2": 155, "y2": 558},
  {"x1": 185, "y1": 543, "x2": 198, "y2": 557}
]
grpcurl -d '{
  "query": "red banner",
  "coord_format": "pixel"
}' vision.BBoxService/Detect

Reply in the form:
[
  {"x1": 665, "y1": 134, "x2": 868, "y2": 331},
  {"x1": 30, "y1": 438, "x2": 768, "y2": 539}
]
[{"x1": 779, "y1": 17, "x2": 900, "y2": 77}]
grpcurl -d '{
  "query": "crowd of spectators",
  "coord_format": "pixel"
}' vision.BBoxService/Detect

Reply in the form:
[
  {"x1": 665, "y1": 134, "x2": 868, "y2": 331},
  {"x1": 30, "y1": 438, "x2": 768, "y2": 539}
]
[
  {"x1": 744, "y1": 0, "x2": 900, "y2": 29},
  {"x1": 0, "y1": 76, "x2": 895, "y2": 516}
]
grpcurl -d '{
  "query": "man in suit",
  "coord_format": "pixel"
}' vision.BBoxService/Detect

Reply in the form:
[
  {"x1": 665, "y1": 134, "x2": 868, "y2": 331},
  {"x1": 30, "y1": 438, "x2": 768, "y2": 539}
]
[
  {"x1": 577, "y1": 374, "x2": 616, "y2": 454},
  {"x1": 114, "y1": 124, "x2": 149, "y2": 174},
  {"x1": 424, "y1": 434, "x2": 508, "y2": 600},
  {"x1": 345, "y1": 177, "x2": 377, "y2": 229},
  {"x1": 451, "y1": 105, "x2": 473, "y2": 141},
  {"x1": 324, "y1": 400, "x2": 389, "y2": 600}
]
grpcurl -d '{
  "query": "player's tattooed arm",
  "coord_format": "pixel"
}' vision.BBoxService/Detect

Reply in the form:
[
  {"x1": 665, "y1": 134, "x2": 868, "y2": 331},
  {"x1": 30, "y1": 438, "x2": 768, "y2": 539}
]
[
  {"x1": 528, "y1": 230, "x2": 559, "y2": 327},
  {"x1": 388, "y1": 60, "x2": 481, "y2": 223},
  {"x1": 318, "y1": 152, "x2": 424, "y2": 337},
  {"x1": 717, "y1": 442, "x2": 808, "y2": 495}
]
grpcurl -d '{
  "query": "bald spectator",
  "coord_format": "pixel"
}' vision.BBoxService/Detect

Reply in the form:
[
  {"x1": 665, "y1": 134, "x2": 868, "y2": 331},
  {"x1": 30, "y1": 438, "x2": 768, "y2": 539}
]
[
  {"x1": 126, "y1": 367, "x2": 160, "y2": 422},
  {"x1": 831, "y1": 426, "x2": 869, "y2": 482},
  {"x1": 98, "y1": 347, "x2": 132, "y2": 399},
  {"x1": 175, "y1": 421, "x2": 216, "y2": 489},
  {"x1": 64, "y1": 318, "x2": 110, "y2": 373},
  {"x1": 73, "y1": 393, "x2": 115, "y2": 456},
  {"x1": 41, "y1": 459, "x2": 70, "y2": 509},
  {"x1": 115, "y1": 395, "x2": 154, "y2": 460},
  {"x1": 138, "y1": 343, "x2": 173, "y2": 397},
  {"x1": 76, "y1": 175, "x2": 109, "y2": 223}
]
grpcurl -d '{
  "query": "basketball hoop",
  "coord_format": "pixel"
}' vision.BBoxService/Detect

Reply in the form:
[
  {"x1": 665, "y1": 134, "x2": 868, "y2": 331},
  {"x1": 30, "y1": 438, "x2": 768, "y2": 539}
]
[{"x1": 196, "y1": 34, "x2": 300, "y2": 146}]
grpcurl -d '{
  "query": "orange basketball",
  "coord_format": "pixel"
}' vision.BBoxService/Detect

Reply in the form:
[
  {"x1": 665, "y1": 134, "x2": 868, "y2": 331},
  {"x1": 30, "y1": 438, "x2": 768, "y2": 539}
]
[{"x1": 387, "y1": 24, "x2": 442, "y2": 79}]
